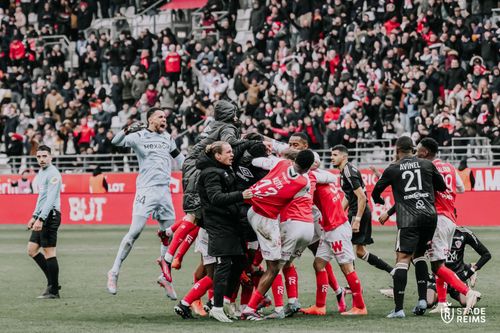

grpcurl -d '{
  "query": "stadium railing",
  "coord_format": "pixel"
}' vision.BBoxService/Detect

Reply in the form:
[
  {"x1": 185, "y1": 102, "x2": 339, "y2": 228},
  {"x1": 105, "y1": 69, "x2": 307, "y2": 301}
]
[{"x1": 2, "y1": 140, "x2": 500, "y2": 174}]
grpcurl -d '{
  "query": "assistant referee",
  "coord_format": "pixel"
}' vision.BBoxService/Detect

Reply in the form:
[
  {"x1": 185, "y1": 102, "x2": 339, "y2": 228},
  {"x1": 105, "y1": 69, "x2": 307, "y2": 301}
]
[{"x1": 27, "y1": 145, "x2": 62, "y2": 299}]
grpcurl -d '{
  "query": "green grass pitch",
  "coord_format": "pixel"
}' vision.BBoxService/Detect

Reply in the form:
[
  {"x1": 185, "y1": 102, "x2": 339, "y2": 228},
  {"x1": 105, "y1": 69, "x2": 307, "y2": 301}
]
[{"x1": 0, "y1": 225, "x2": 498, "y2": 333}]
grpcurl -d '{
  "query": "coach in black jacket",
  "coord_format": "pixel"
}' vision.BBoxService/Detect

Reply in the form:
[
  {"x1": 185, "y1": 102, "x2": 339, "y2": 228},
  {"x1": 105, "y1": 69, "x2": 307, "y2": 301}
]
[{"x1": 197, "y1": 141, "x2": 253, "y2": 322}]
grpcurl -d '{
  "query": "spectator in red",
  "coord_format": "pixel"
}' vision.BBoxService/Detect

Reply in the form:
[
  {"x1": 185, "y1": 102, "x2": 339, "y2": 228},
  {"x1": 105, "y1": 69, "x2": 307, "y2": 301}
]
[
  {"x1": 9, "y1": 38, "x2": 25, "y2": 66},
  {"x1": 324, "y1": 101, "x2": 340, "y2": 123},
  {"x1": 73, "y1": 118, "x2": 95, "y2": 152},
  {"x1": 384, "y1": 16, "x2": 400, "y2": 35},
  {"x1": 165, "y1": 44, "x2": 181, "y2": 83},
  {"x1": 145, "y1": 84, "x2": 158, "y2": 107}
]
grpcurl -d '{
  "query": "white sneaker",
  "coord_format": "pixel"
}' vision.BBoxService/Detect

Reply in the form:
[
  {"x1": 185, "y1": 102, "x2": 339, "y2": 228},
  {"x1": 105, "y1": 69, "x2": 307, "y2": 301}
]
[
  {"x1": 429, "y1": 302, "x2": 449, "y2": 314},
  {"x1": 107, "y1": 270, "x2": 118, "y2": 295},
  {"x1": 157, "y1": 275, "x2": 177, "y2": 300},
  {"x1": 386, "y1": 309, "x2": 405, "y2": 318},
  {"x1": 210, "y1": 306, "x2": 233, "y2": 323},
  {"x1": 465, "y1": 290, "x2": 481, "y2": 314},
  {"x1": 223, "y1": 302, "x2": 240, "y2": 320}
]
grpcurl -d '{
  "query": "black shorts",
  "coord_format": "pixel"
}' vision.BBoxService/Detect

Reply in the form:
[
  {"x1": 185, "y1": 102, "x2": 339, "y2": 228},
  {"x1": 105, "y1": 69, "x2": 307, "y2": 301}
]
[
  {"x1": 349, "y1": 209, "x2": 373, "y2": 245},
  {"x1": 29, "y1": 210, "x2": 61, "y2": 248},
  {"x1": 396, "y1": 224, "x2": 436, "y2": 256}
]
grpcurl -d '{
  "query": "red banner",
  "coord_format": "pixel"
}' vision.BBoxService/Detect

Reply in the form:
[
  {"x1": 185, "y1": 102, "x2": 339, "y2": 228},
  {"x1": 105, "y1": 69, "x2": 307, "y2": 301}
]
[{"x1": 0, "y1": 168, "x2": 499, "y2": 226}]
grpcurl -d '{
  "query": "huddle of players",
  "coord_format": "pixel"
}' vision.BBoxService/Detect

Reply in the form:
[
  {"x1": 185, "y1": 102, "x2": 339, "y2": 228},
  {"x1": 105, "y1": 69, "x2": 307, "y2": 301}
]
[{"x1": 105, "y1": 102, "x2": 489, "y2": 321}]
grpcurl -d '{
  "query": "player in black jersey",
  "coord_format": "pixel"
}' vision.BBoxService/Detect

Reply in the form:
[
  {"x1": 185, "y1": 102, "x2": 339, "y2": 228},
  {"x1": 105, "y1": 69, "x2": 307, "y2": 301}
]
[
  {"x1": 331, "y1": 145, "x2": 393, "y2": 275},
  {"x1": 372, "y1": 136, "x2": 447, "y2": 319},
  {"x1": 427, "y1": 226, "x2": 491, "y2": 309}
]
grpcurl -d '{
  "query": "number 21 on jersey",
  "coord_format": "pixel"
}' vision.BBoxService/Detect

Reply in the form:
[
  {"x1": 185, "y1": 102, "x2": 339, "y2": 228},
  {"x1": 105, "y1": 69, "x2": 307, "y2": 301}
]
[{"x1": 402, "y1": 169, "x2": 422, "y2": 192}]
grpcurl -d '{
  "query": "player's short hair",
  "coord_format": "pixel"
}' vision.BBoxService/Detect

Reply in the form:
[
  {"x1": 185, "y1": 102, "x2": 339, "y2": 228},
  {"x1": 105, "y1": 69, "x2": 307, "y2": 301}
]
[
  {"x1": 331, "y1": 144, "x2": 348, "y2": 155},
  {"x1": 419, "y1": 137, "x2": 439, "y2": 156},
  {"x1": 248, "y1": 142, "x2": 267, "y2": 158},
  {"x1": 205, "y1": 141, "x2": 228, "y2": 156},
  {"x1": 396, "y1": 136, "x2": 414, "y2": 153},
  {"x1": 37, "y1": 145, "x2": 51, "y2": 154},
  {"x1": 295, "y1": 149, "x2": 315, "y2": 172},
  {"x1": 146, "y1": 107, "x2": 163, "y2": 121},
  {"x1": 245, "y1": 133, "x2": 264, "y2": 141},
  {"x1": 290, "y1": 132, "x2": 308, "y2": 142}
]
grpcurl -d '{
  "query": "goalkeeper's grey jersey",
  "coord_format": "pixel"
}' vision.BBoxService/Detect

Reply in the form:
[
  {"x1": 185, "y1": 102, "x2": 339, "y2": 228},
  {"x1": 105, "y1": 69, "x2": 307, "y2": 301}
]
[{"x1": 112, "y1": 129, "x2": 179, "y2": 189}]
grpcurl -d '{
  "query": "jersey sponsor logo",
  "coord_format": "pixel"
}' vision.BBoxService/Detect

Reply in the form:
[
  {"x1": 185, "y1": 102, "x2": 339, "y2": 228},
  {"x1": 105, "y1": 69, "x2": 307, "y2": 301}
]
[
  {"x1": 416, "y1": 200, "x2": 425, "y2": 209},
  {"x1": 403, "y1": 191, "x2": 430, "y2": 200},
  {"x1": 143, "y1": 143, "x2": 169, "y2": 150},
  {"x1": 331, "y1": 240, "x2": 343, "y2": 253}
]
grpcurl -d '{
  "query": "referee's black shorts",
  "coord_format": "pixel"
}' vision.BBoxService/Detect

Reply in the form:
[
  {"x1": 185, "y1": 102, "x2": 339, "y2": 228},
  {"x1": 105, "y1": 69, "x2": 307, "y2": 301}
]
[
  {"x1": 29, "y1": 210, "x2": 61, "y2": 248},
  {"x1": 395, "y1": 223, "x2": 436, "y2": 256},
  {"x1": 350, "y1": 209, "x2": 374, "y2": 246}
]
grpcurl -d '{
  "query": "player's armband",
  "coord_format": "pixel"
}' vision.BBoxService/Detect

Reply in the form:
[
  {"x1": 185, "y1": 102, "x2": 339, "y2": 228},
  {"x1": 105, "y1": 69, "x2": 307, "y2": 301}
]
[{"x1": 170, "y1": 148, "x2": 181, "y2": 158}]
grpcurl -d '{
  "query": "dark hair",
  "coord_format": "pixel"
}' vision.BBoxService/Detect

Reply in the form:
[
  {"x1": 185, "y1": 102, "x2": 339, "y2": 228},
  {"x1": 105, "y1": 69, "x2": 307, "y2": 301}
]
[
  {"x1": 147, "y1": 107, "x2": 163, "y2": 121},
  {"x1": 290, "y1": 132, "x2": 309, "y2": 142},
  {"x1": 248, "y1": 142, "x2": 268, "y2": 157},
  {"x1": 37, "y1": 145, "x2": 51, "y2": 154},
  {"x1": 395, "y1": 136, "x2": 414, "y2": 153},
  {"x1": 458, "y1": 159, "x2": 468, "y2": 171},
  {"x1": 245, "y1": 133, "x2": 264, "y2": 141},
  {"x1": 205, "y1": 141, "x2": 227, "y2": 156},
  {"x1": 295, "y1": 149, "x2": 315, "y2": 172},
  {"x1": 92, "y1": 166, "x2": 102, "y2": 176},
  {"x1": 331, "y1": 144, "x2": 348, "y2": 154},
  {"x1": 419, "y1": 137, "x2": 439, "y2": 156}
]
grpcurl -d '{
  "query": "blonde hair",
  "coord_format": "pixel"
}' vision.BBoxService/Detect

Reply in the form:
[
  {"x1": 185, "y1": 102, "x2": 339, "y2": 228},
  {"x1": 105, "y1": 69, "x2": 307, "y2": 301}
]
[{"x1": 205, "y1": 141, "x2": 228, "y2": 156}]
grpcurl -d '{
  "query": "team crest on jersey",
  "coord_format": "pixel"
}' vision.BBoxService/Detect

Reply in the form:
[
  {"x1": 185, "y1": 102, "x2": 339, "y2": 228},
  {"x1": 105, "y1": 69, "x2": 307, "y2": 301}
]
[
  {"x1": 454, "y1": 240, "x2": 462, "y2": 249},
  {"x1": 50, "y1": 176, "x2": 59, "y2": 184}
]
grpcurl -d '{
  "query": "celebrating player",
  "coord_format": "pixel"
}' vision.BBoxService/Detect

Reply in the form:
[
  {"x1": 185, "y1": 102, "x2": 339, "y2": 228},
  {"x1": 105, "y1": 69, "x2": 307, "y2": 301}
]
[
  {"x1": 372, "y1": 136, "x2": 447, "y2": 318},
  {"x1": 330, "y1": 145, "x2": 393, "y2": 274},
  {"x1": 107, "y1": 108, "x2": 185, "y2": 298},
  {"x1": 241, "y1": 149, "x2": 315, "y2": 320}
]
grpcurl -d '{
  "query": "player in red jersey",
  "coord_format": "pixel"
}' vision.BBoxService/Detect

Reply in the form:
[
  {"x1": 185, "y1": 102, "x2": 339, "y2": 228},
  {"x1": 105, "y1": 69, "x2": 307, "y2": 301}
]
[
  {"x1": 300, "y1": 171, "x2": 368, "y2": 316},
  {"x1": 241, "y1": 149, "x2": 315, "y2": 320},
  {"x1": 252, "y1": 151, "x2": 337, "y2": 319},
  {"x1": 415, "y1": 138, "x2": 481, "y2": 314}
]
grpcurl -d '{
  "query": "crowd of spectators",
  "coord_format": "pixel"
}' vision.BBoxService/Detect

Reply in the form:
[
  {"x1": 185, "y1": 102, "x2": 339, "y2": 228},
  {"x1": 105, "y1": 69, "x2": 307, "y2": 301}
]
[{"x1": 1, "y1": 0, "x2": 500, "y2": 171}]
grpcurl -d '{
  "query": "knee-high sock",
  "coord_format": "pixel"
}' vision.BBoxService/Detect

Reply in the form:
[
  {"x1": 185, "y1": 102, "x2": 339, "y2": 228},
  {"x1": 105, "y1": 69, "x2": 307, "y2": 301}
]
[
  {"x1": 346, "y1": 271, "x2": 365, "y2": 309},
  {"x1": 182, "y1": 276, "x2": 213, "y2": 305},
  {"x1": 435, "y1": 266, "x2": 469, "y2": 295},
  {"x1": 361, "y1": 251, "x2": 393, "y2": 274},
  {"x1": 413, "y1": 257, "x2": 429, "y2": 301},
  {"x1": 174, "y1": 226, "x2": 200, "y2": 262},
  {"x1": 111, "y1": 215, "x2": 147, "y2": 273},
  {"x1": 165, "y1": 221, "x2": 195, "y2": 262},
  {"x1": 32, "y1": 253, "x2": 49, "y2": 284},
  {"x1": 283, "y1": 265, "x2": 298, "y2": 302},
  {"x1": 315, "y1": 270, "x2": 329, "y2": 307},
  {"x1": 393, "y1": 263, "x2": 409, "y2": 312},
  {"x1": 247, "y1": 290, "x2": 264, "y2": 312},
  {"x1": 325, "y1": 262, "x2": 340, "y2": 293},
  {"x1": 271, "y1": 273, "x2": 284, "y2": 308},
  {"x1": 436, "y1": 276, "x2": 448, "y2": 303},
  {"x1": 46, "y1": 257, "x2": 59, "y2": 294}
]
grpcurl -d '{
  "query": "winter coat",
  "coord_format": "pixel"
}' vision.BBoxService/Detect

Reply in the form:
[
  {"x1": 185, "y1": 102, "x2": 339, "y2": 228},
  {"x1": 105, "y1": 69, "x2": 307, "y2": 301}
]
[{"x1": 197, "y1": 152, "x2": 244, "y2": 257}]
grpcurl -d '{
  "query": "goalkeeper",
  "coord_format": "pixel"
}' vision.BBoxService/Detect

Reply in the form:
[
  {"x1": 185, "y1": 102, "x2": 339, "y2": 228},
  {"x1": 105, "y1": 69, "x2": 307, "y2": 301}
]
[{"x1": 106, "y1": 108, "x2": 185, "y2": 299}]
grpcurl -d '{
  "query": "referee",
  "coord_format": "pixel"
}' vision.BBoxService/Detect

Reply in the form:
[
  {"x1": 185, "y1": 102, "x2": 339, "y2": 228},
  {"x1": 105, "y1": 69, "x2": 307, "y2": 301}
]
[{"x1": 27, "y1": 145, "x2": 62, "y2": 299}]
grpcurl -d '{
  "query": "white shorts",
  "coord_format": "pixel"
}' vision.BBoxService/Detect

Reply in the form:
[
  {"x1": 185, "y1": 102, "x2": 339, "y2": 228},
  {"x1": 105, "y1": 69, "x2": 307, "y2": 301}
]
[
  {"x1": 132, "y1": 185, "x2": 175, "y2": 221},
  {"x1": 316, "y1": 221, "x2": 355, "y2": 265},
  {"x1": 280, "y1": 220, "x2": 314, "y2": 262},
  {"x1": 248, "y1": 207, "x2": 281, "y2": 261},
  {"x1": 310, "y1": 206, "x2": 323, "y2": 245},
  {"x1": 428, "y1": 215, "x2": 456, "y2": 261},
  {"x1": 194, "y1": 228, "x2": 216, "y2": 265}
]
